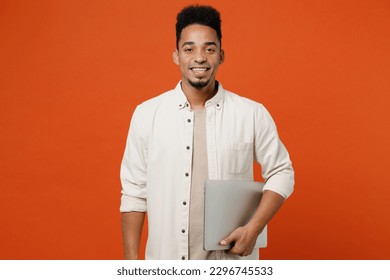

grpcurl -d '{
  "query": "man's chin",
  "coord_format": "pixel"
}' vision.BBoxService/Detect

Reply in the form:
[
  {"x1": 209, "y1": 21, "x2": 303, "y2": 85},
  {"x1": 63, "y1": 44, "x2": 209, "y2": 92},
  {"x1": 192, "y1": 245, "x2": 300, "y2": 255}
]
[{"x1": 188, "y1": 78, "x2": 211, "y2": 89}]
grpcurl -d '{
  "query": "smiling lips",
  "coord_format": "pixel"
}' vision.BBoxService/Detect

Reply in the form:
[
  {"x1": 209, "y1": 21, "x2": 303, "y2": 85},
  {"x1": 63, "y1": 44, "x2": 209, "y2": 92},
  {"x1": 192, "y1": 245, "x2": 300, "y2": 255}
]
[{"x1": 190, "y1": 66, "x2": 210, "y2": 75}]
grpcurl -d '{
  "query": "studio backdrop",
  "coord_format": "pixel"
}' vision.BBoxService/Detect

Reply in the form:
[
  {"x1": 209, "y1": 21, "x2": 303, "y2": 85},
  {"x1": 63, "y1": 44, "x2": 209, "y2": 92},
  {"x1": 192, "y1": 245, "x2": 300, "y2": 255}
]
[{"x1": 1, "y1": 0, "x2": 389, "y2": 259}]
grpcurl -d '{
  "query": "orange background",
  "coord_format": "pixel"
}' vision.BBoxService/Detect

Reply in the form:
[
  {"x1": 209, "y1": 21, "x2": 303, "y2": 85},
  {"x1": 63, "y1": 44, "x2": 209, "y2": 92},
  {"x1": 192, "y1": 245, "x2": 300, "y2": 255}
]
[{"x1": 1, "y1": 0, "x2": 389, "y2": 259}]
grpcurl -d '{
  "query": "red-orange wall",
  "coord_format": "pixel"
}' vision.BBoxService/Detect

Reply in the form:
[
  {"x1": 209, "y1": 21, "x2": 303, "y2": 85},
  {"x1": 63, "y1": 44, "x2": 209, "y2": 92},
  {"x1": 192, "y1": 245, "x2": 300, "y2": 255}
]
[{"x1": 1, "y1": 0, "x2": 389, "y2": 259}]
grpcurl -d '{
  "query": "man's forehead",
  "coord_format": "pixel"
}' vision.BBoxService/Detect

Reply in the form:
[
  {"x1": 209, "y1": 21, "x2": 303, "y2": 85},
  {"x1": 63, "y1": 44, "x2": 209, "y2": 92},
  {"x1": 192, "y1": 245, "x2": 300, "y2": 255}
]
[{"x1": 179, "y1": 24, "x2": 220, "y2": 46}]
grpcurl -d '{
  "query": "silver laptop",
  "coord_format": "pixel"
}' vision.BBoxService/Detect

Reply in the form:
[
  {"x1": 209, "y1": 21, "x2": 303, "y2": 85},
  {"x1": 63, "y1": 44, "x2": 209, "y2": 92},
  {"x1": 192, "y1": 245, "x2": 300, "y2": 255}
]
[{"x1": 204, "y1": 180, "x2": 267, "y2": 251}]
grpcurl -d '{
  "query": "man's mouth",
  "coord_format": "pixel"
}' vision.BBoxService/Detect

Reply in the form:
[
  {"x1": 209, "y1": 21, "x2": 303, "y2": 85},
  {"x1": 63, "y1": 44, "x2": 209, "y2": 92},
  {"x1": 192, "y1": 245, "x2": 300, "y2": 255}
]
[
  {"x1": 190, "y1": 67, "x2": 210, "y2": 72},
  {"x1": 190, "y1": 67, "x2": 210, "y2": 77}
]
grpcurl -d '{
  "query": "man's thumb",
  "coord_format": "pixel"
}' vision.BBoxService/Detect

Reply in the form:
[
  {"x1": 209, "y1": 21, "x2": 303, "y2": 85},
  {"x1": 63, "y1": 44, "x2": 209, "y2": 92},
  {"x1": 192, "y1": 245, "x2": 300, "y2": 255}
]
[{"x1": 220, "y1": 231, "x2": 236, "y2": 246}]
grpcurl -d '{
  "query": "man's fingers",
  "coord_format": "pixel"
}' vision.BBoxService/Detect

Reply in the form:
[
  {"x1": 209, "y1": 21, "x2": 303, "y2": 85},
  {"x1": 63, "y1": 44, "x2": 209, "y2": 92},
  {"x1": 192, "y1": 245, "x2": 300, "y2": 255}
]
[
  {"x1": 220, "y1": 236, "x2": 232, "y2": 246},
  {"x1": 229, "y1": 244, "x2": 241, "y2": 255},
  {"x1": 229, "y1": 243, "x2": 251, "y2": 256},
  {"x1": 220, "y1": 229, "x2": 239, "y2": 246},
  {"x1": 220, "y1": 226, "x2": 255, "y2": 256}
]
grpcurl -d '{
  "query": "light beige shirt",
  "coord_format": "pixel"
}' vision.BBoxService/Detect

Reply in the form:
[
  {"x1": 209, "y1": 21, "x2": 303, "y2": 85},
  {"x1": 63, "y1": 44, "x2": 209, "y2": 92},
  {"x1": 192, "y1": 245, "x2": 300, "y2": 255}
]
[{"x1": 120, "y1": 81, "x2": 294, "y2": 260}]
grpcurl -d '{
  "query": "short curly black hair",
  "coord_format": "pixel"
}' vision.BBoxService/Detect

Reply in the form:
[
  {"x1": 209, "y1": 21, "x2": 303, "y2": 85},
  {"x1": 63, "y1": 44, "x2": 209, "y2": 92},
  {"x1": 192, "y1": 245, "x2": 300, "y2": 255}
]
[{"x1": 176, "y1": 5, "x2": 222, "y2": 49}]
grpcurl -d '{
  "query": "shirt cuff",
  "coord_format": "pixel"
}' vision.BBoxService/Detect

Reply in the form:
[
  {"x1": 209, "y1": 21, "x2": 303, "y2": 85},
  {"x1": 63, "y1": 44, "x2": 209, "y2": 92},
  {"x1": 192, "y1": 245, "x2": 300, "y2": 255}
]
[
  {"x1": 120, "y1": 195, "x2": 147, "y2": 212},
  {"x1": 263, "y1": 172, "x2": 294, "y2": 199}
]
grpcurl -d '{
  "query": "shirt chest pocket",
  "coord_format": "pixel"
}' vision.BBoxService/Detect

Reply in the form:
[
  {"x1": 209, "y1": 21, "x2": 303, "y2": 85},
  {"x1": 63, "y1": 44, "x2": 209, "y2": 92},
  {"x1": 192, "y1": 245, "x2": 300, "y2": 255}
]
[{"x1": 225, "y1": 142, "x2": 253, "y2": 174}]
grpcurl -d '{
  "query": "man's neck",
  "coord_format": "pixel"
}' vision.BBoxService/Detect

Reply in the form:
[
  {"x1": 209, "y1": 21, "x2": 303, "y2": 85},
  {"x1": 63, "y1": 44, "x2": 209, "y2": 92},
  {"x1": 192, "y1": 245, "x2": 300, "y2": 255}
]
[{"x1": 181, "y1": 80, "x2": 218, "y2": 110}]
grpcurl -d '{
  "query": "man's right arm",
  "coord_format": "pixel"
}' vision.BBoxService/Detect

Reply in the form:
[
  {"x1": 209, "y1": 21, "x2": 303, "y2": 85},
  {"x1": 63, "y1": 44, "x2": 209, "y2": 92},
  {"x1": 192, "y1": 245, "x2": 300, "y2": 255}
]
[
  {"x1": 120, "y1": 106, "x2": 148, "y2": 259},
  {"x1": 121, "y1": 211, "x2": 145, "y2": 260}
]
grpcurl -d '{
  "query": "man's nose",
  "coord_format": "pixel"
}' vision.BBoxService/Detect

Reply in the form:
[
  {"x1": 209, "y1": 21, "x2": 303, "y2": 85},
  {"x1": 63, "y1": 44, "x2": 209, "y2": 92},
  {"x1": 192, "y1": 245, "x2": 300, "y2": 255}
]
[{"x1": 194, "y1": 50, "x2": 206, "y2": 63}]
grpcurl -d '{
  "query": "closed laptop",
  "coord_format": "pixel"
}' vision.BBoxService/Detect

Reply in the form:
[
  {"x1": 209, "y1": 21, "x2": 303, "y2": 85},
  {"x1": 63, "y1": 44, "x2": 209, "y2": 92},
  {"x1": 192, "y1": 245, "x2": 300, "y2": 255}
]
[{"x1": 204, "y1": 180, "x2": 267, "y2": 251}]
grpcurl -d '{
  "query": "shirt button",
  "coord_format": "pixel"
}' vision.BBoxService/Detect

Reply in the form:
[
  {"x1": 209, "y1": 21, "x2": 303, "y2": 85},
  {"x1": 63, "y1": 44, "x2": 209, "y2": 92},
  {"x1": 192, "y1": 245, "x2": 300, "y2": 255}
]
[
  {"x1": 182, "y1": 229, "x2": 185, "y2": 233},
  {"x1": 182, "y1": 256, "x2": 185, "y2": 260},
  {"x1": 185, "y1": 172, "x2": 189, "y2": 177},
  {"x1": 186, "y1": 146, "x2": 190, "y2": 150},
  {"x1": 216, "y1": 103, "x2": 220, "y2": 107},
  {"x1": 183, "y1": 201, "x2": 187, "y2": 205},
  {"x1": 187, "y1": 119, "x2": 191, "y2": 123}
]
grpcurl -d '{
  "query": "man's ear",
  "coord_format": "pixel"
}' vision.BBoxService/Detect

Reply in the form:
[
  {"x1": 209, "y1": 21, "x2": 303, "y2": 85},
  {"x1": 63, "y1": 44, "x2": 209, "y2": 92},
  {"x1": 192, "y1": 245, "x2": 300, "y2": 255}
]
[
  {"x1": 220, "y1": 49, "x2": 225, "y2": 64},
  {"x1": 173, "y1": 49, "x2": 179, "y2": 65}
]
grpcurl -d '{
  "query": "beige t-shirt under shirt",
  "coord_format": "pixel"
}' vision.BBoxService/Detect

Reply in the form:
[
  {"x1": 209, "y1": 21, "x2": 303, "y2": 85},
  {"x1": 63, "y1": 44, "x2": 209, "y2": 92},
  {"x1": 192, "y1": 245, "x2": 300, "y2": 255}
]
[{"x1": 189, "y1": 109, "x2": 213, "y2": 259}]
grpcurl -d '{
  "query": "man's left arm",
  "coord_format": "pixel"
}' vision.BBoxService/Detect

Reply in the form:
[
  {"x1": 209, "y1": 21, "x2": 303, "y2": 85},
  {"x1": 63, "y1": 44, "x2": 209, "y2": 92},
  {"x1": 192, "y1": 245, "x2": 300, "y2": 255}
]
[{"x1": 221, "y1": 104, "x2": 294, "y2": 256}]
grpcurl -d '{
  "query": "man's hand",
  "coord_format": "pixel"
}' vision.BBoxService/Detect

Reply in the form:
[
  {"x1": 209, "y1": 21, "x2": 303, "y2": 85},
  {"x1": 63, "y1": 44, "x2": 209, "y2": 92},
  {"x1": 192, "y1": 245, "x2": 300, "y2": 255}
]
[
  {"x1": 220, "y1": 190, "x2": 286, "y2": 257},
  {"x1": 220, "y1": 224, "x2": 262, "y2": 256}
]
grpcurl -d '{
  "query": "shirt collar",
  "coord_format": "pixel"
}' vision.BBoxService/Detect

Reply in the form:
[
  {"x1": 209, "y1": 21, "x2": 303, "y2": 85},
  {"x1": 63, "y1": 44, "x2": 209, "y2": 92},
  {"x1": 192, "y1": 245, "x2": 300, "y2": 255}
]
[{"x1": 175, "y1": 81, "x2": 225, "y2": 111}]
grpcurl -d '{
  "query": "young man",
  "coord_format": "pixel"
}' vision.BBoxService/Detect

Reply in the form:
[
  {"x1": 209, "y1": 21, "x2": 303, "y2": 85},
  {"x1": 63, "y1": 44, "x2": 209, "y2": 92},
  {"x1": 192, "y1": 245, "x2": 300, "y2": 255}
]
[{"x1": 120, "y1": 5, "x2": 294, "y2": 260}]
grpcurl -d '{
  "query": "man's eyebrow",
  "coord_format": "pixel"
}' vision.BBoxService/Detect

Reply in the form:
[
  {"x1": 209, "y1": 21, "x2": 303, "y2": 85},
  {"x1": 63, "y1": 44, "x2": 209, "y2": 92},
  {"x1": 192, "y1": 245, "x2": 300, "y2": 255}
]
[
  {"x1": 181, "y1": 41, "x2": 218, "y2": 48},
  {"x1": 205, "y1": 42, "x2": 218, "y2": 46},
  {"x1": 181, "y1": 41, "x2": 195, "y2": 48}
]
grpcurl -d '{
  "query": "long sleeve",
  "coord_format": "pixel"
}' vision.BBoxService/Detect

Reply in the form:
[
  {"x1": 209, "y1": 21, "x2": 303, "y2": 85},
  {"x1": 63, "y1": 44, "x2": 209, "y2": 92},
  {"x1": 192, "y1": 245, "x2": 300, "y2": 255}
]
[
  {"x1": 120, "y1": 106, "x2": 148, "y2": 212},
  {"x1": 254, "y1": 105, "x2": 294, "y2": 199}
]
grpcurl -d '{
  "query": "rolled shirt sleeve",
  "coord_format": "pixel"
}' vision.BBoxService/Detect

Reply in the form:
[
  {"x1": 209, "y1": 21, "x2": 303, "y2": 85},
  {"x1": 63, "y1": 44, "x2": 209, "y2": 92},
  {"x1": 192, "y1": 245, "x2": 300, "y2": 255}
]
[
  {"x1": 255, "y1": 105, "x2": 294, "y2": 199},
  {"x1": 120, "y1": 106, "x2": 148, "y2": 212}
]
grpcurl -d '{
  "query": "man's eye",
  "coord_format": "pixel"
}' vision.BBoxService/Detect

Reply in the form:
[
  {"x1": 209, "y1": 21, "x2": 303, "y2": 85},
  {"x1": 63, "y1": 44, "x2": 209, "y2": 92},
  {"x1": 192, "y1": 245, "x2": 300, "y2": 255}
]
[
  {"x1": 184, "y1": 48, "x2": 192, "y2": 52},
  {"x1": 207, "y1": 48, "x2": 215, "y2": 53}
]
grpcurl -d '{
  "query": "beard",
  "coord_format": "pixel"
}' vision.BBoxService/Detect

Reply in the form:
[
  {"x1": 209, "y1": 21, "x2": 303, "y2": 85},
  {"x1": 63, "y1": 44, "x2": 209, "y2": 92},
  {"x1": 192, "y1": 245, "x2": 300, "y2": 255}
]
[{"x1": 188, "y1": 77, "x2": 211, "y2": 89}]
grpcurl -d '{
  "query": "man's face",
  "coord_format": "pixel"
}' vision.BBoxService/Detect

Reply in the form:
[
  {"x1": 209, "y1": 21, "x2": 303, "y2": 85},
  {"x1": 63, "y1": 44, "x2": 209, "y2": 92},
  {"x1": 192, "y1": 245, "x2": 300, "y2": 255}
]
[{"x1": 173, "y1": 24, "x2": 224, "y2": 89}]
